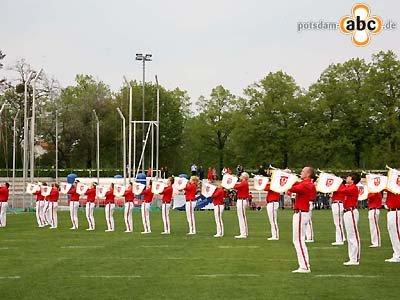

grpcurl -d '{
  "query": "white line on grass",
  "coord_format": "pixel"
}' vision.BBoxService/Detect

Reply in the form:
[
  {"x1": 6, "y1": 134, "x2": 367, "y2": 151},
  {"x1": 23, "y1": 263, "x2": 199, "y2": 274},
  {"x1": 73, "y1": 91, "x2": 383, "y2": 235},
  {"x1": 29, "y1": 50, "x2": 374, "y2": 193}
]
[
  {"x1": 195, "y1": 274, "x2": 260, "y2": 278},
  {"x1": 0, "y1": 276, "x2": 21, "y2": 279},
  {"x1": 0, "y1": 247, "x2": 17, "y2": 250},
  {"x1": 218, "y1": 245, "x2": 259, "y2": 249},
  {"x1": 139, "y1": 245, "x2": 172, "y2": 248},
  {"x1": 61, "y1": 246, "x2": 105, "y2": 249},
  {"x1": 310, "y1": 247, "x2": 340, "y2": 250},
  {"x1": 314, "y1": 274, "x2": 381, "y2": 278},
  {"x1": 80, "y1": 275, "x2": 141, "y2": 279}
]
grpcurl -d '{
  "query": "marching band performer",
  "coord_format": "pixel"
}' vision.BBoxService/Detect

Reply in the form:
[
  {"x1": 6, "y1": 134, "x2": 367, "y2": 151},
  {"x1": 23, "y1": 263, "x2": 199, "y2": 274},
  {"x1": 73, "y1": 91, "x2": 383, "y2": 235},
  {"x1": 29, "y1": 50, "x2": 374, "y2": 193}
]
[
  {"x1": 85, "y1": 182, "x2": 97, "y2": 231},
  {"x1": 367, "y1": 191, "x2": 382, "y2": 248},
  {"x1": 104, "y1": 183, "x2": 115, "y2": 232},
  {"x1": 141, "y1": 181, "x2": 154, "y2": 234},
  {"x1": 43, "y1": 184, "x2": 51, "y2": 226},
  {"x1": 48, "y1": 183, "x2": 59, "y2": 229},
  {"x1": 161, "y1": 177, "x2": 174, "y2": 234},
  {"x1": 0, "y1": 182, "x2": 9, "y2": 228},
  {"x1": 264, "y1": 183, "x2": 280, "y2": 240},
  {"x1": 67, "y1": 181, "x2": 80, "y2": 230},
  {"x1": 385, "y1": 190, "x2": 400, "y2": 263},
  {"x1": 305, "y1": 181, "x2": 317, "y2": 243},
  {"x1": 184, "y1": 176, "x2": 199, "y2": 235},
  {"x1": 212, "y1": 184, "x2": 226, "y2": 237},
  {"x1": 34, "y1": 182, "x2": 46, "y2": 228},
  {"x1": 331, "y1": 182, "x2": 346, "y2": 245},
  {"x1": 234, "y1": 172, "x2": 250, "y2": 239},
  {"x1": 288, "y1": 166, "x2": 316, "y2": 273},
  {"x1": 342, "y1": 173, "x2": 361, "y2": 266},
  {"x1": 124, "y1": 182, "x2": 134, "y2": 233}
]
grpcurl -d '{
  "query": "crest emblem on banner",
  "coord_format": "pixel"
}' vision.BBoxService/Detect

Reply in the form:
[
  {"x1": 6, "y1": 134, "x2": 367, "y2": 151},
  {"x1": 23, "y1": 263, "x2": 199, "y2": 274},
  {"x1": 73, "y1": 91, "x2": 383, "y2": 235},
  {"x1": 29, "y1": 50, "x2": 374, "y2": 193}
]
[
  {"x1": 132, "y1": 182, "x2": 146, "y2": 195},
  {"x1": 253, "y1": 175, "x2": 269, "y2": 191},
  {"x1": 279, "y1": 176, "x2": 288, "y2": 186},
  {"x1": 201, "y1": 182, "x2": 217, "y2": 198},
  {"x1": 113, "y1": 184, "x2": 126, "y2": 197},
  {"x1": 173, "y1": 177, "x2": 188, "y2": 191},
  {"x1": 366, "y1": 174, "x2": 387, "y2": 193},
  {"x1": 326, "y1": 178, "x2": 333, "y2": 187},
  {"x1": 357, "y1": 183, "x2": 368, "y2": 200},
  {"x1": 316, "y1": 172, "x2": 342, "y2": 193},
  {"x1": 270, "y1": 169, "x2": 298, "y2": 193},
  {"x1": 76, "y1": 182, "x2": 88, "y2": 196},
  {"x1": 221, "y1": 174, "x2": 238, "y2": 190},
  {"x1": 60, "y1": 182, "x2": 72, "y2": 194},
  {"x1": 152, "y1": 181, "x2": 166, "y2": 195}
]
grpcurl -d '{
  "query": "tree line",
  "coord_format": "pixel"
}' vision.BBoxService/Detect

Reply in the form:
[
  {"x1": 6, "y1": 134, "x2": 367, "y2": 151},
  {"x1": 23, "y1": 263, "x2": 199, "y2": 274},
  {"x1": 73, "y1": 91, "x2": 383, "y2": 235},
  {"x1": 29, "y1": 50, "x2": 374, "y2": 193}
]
[{"x1": 0, "y1": 50, "x2": 399, "y2": 177}]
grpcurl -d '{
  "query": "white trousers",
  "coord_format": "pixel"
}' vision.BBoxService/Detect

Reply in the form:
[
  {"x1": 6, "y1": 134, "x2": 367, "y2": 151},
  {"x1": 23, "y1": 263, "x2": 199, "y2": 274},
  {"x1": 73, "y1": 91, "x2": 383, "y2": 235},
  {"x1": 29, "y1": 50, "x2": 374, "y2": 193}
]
[
  {"x1": 124, "y1": 202, "x2": 133, "y2": 232},
  {"x1": 69, "y1": 201, "x2": 79, "y2": 229},
  {"x1": 293, "y1": 211, "x2": 310, "y2": 270},
  {"x1": 105, "y1": 203, "x2": 115, "y2": 231},
  {"x1": 368, "y1": 209, "x2": 381, "y2": 247},
  {"x1": 344, "y1": 209, "x2": 360, "y2": 262},
  {"x1": 86, "y1": 202, "x2": 95, "y2": 230},
  {"x1": 236, "y1": 199, "x2": 248, "y2": 236},
  {"x1": 36, "y1": 200, "x2": 45, "y2": 227},
  {"x1": 185, "y1": 201, "x2": 196, "y2": 234},
  {"x1": 162, "y1": 203, "x2": 171, "y2": 233},
  {"x1": 387, "y1": 210, "x2": 400, "y2": 259},
  {"x1": 332, "y1": 202, "x2": 345, "y2": 243},
  {"x1": 48, "y1": 202, "x2": 58, "y2": 228},
  {"x1": 214, "y1": 204, "x2": 224, "y2": 236},
  {"x1": 306, "y1": 202, "x2": 314, "y2": 241},
  {"x1": 43, "y1": 200, "x2": 51, "y2": 225},
  {"x1": 0, "y1": 202, "x2": 8, "y2": 227},
  {"x1": 141, "y1": 202, "x2": 151, "y2": 232},
  {"x1": 266, "y1": 202, "x2": 279, "y2": 239}
]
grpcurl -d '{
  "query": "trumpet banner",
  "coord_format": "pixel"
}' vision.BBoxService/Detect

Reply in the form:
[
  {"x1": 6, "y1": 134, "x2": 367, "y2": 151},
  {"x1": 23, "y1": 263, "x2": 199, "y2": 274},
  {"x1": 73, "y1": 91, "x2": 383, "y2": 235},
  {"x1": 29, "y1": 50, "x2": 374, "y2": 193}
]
[
  {"x1": 270, "y1": 170, "x2": 298, "y2": 193},
  {"x1": 253, "y1": 175, "x2": 269, "y2": 191},
  {"x1": 152, "y1": 181, "x2": 166, "y2": 195},
  {"x1": 173, "y1": 177, "x2": 188, "y2": 191},
  {"x1": 201, "y1": 182, "x2": 217, "y2": 198},
  {"x1": 113, "y1": 184, "x2": 126, "y2": 197},
  {"x1": 60, "y1": 183, "x2": 72, "y2": 194},
  {"x1": 26, "y1": 183, "x2": 40, "y2": 194},
  {"x1": 41, "y1": 186, "x2": 51, "y2": 197},
  {"x1": 387, "y1": 168, "x2": 400, "y2": 194},
  {"x1": 96, "y1": 185, "x2": 107, "y2": 198},
  {"x1": 366, "y1": 174, "x2": 388, "y2": 193},
  {"x1": 316, "y1": 172, "x2": 343, "y2": 193},
  {"x1": 221, "y1": 174, "x2": 238, "y2": 190},
  {"x1": 132, "y1": 182, "x2": 146, "y2": 196},
  {"x1": 76, "y1": 182, "x2": 89, "y2": 196},
  {"x1": 357, "y1": 183, "x2": 368, "y2": 201}
]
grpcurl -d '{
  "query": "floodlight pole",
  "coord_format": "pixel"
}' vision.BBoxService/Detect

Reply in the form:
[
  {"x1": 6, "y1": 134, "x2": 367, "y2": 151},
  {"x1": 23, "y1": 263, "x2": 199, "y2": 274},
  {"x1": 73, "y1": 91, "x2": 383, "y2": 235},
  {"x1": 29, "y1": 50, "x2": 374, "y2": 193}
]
[
  {"x1": 123, "y1": 76, "x2": 132, "y2": 181},
  {"x1": 12, "y1": 110, "x2": 20, "y2": 208},
  {"x1": 116, "y1": 107, "x2": 127, "y2": 185},
  {"x1": 155, "y1": 75, "x2": 160, "y2": 179},
  {"x1": 93, "y1": 109, "x2": 100, "y2": 184}
]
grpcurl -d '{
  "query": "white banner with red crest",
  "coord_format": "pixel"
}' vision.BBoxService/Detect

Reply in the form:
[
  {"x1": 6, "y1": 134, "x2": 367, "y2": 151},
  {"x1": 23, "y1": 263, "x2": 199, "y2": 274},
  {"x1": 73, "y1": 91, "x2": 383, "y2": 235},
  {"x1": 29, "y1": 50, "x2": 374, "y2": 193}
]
[
  {"x1": 96, "y1": 185, "x2": 107, "y2": 198},
  {"x1": 386, "y1": 167, "x2": 400, "y2": 194},
  {"x1": 76, "y1": 182, "x2": 89, "y2": 196},
  {"x1": 366, "y1": 174, "x2": 388, "y2": 193},
  {"x1": 357, "y1": 183, "x2": 368, "y2": 201},
  {"x1": 173, "y1": 177, "x2": 188, "y2": 191},
  {"x1": 41, "y1": 185, "x2": 51, "y2": 197},
  {"x1": 316, "y1": 172, "x2": 343, "y2": 193},
  {"x1": 253, "y1": 175, "x2": 269, "y2": 191},
  {"x1": 201, "y1": 182, "x2": 217, "y2": 198},
  {"x1": 60, "y1": 182, "x2": 72, "y2": 194},
  {"x1": 221, "y1": 174, "x2": 238, "y2": 190},
  {"x1": 270, "y1": 169, "x2": 298, "y2": 193},
  {"x1": 132, "y1": 182, "x2": 146, "y2": 196},
  {"x1": 26, "y1": 183, "x2": 40, "y2": 194},
  {"x1": 113, "y1": 184, "x2": 126, "y2": 197},
  {"x1": 152, "y1": 181, "x2": 166, "y2": 195}
]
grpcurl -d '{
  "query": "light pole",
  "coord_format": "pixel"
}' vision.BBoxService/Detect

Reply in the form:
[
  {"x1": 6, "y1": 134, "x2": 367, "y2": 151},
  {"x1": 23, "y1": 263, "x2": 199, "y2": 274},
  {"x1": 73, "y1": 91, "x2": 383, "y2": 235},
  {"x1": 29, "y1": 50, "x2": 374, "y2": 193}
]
[
  {"x1": 155, "y1": 75, "x2": 160, "y2": 179},
  {"x1": 135, "y1": 53, "x2": 152, "y2": 173},
  {"x1": 30, "y1": 68, "x2": 43, "y2": 183},
  {"x1": 123, "y1": 76, "x2": 133, "y2": 181},
  {"x1": 116, "y1": 107, "x2": 126, "y2": 185},
  {"x1": 92, "y1": 109, "x2": 100, "y2": 184},
  {"x1": 22, "y1": 71, "x2": 33, "y2": 204},
  {"x1": 12, "y1": 110, "x2": 20, "y2": 208}
]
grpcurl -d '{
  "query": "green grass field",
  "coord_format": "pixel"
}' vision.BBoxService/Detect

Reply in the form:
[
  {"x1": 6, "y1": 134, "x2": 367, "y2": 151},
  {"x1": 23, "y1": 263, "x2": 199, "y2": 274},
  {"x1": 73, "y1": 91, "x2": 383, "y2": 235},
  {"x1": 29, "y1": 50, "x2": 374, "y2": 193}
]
[{"x1": 0, "y1": 208, "x2": 399, "y2": 300}]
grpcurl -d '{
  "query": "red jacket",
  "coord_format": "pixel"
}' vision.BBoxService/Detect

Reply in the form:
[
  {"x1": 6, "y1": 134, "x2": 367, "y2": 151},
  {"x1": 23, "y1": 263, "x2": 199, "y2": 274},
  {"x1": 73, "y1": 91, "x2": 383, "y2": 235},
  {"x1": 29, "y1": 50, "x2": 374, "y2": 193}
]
[
  {"x1": 289, "y1": 178, "x2": 316, "y2": 212},
  {"x1": 264, "y1": 184, "x2": 280, "y2": 202},
  {"x1": 234, "y1": 180, "x2": 249, "y2": 199},
  {"x1": 184, "y1": 182, "x2": 197, "y2": 201},
  {"x1": 161, "y1": 186, "x2": 173, "y2": 204},
  {"x1": 0, "y1": 186, "x2": 9, "y2": 202},
  {"x1": 68, "y1": 186, "x2": 80, "y2": 201},
  {"x1": 85, "y1": 187, "x2": 96, "y2": 203},
  {"x1": 343, "y1": 184, "x2": 358, "y2": 209},
  {"x1": 143, "y1": 187, "x2": 154, "y2": 203},
  {"x1": 124, "y1": 187, "x2": 134, "y2": 202},
  {"x1": 367, "y1": 192, "x2": 382, "y2": 209},
  {"x1": 386, "y1": 191, "x2": 400, "y2": 209},
  {"x1": 332, "y1": 184, "x2": 346, "y2": 202},
  {"x1": 212, "y1": 187, "x2": 226, "y2": 205},
  {"x1": 105, "y1": 188, "x2": 115, "y2": 204},
  {"x1": 48, "y1": 187, "x2": 59, "y2": 202},
  {"x1": 34, "y1": 190, "x2": 44, "y2": 201}
]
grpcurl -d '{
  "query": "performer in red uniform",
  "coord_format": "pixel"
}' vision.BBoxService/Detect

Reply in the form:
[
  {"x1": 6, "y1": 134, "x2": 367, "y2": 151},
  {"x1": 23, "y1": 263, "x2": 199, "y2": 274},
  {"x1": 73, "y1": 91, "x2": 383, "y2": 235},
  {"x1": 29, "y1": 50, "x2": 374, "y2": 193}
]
[
  {"x1": 288, "y1": 166, "x2": 316, "y2": 273},
  {"x1": 85, "y1": 182, "x2": 97, "y2": 231},
  {"x1": 161, "y1": 177, "x2": 174, "y2": 234},
  {"x1": 305, "y1": 181, "x2": 317, "y2": 243},
  {"x1": 234, "y1": 172, "x2": 250, "y2": 239},
  {"x1": 385, "y1": 190, "x2": 400, "y2": 263},
  {"x1": 124, "y1": 182, "x2": 135, "y2": 233},
  {"x1": 34, "y1": 182, "x2": 45, "y2": 227},
  {"x1": 184, "y1": 176, "x2": 199, "y2": 235},
  {"x1": 48, "y1": 183, "x2": 59, "y2": 229},
  {"x1": 367, "y1": 192, "x2": 382, "y2": 248},
  {"x1": 141, "y1": 182, "x2": 154, "y2": 234},
  {"x1": 331, "y1": 182, "x2": 346, "y2": 245},
  {"x1": 0, "y1": 183, "x2": 10, "y2": 228},
  {"x1": 67, "y1": 181, "x2": 80, "y2": 230},
  {"x1": 212, "y1": 185, "x2": 226, "y2": 237},
  {"x1": 104, "y1": 183, "x2": 115, "y2": 232},
  {"x1": 342, "y1": 173, "x2": 361, "y2": 266},
  {"x1": 264, "y1": 183, "x2": 280, "y2": 240}
]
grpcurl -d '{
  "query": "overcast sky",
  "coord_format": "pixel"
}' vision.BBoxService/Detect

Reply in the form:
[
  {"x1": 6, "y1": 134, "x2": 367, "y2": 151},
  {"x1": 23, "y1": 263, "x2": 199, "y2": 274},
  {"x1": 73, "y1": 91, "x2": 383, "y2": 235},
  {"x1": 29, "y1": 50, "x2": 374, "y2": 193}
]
[{"x1": 1, "y1": 0, "x2": 399, "y2": 101}]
